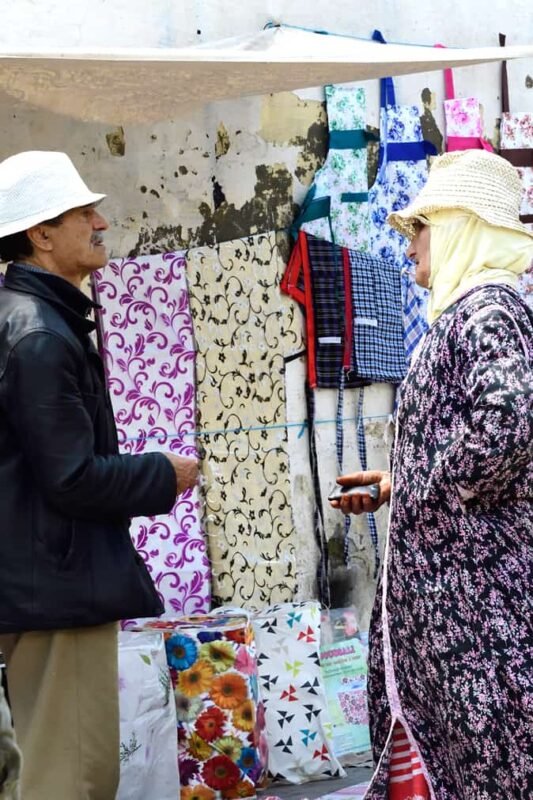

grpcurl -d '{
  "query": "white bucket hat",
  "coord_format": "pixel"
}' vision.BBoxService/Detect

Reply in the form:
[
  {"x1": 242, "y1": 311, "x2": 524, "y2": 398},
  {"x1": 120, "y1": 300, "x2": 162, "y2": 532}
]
[
  {"x1": 0, "y1": 150, "x2": 106, "y2": 238},
  {"x1": 388, "y1": 149, "x2": 533, "y2": 240}
]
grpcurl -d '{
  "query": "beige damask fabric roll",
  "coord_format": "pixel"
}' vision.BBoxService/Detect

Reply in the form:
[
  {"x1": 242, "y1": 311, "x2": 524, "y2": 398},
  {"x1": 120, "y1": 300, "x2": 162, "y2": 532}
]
[{"x1": 186, "y1": 232, "x2": 305, "y2": 609}]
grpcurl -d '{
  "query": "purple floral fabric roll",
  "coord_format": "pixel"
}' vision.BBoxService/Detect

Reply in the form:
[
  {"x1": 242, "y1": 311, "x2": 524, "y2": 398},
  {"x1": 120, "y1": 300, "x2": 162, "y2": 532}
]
[{"x1": 94, "y1": 252, "x2": 211, "y2": 624}]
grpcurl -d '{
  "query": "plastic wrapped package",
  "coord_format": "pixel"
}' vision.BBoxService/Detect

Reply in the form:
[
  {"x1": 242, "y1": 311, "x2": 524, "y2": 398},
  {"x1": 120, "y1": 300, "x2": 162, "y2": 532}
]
[
  {"x1": 320, "y1": 609, "x2": 371, "y2": 767},
  {"x1": 117, "y1": 631, "x2": 179, "y2": 800}
]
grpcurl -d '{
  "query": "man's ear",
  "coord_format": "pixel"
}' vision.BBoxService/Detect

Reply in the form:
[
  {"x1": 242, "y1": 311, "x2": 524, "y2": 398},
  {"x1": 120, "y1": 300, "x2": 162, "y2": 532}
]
[{"x1": 26, "y1": 224, "x2": 53, "y2": 252}]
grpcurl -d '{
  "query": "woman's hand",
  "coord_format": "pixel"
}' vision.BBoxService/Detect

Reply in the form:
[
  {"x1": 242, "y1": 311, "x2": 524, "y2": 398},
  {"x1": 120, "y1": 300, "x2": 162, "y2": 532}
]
[{"x1": 329, "y1": 470, "x2": 391, "y2": 515}]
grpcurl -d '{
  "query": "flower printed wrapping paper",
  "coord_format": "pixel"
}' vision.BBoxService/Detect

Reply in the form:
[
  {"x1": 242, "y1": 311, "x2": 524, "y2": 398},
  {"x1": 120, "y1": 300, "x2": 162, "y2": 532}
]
[
  {"x1": 94, "y1": 253, "x2": 211, "y2": 624},
  {"x1": 117, "y1": 631, "x2": 179, "y2": 800},
  {"x1": 138, "y1": 613, "x2": 268, "y2": 799},
  {"x1": 251, "y1": 601, "x2": 345, "y2": 785},
  {"x1": 186, "y1": 233, "x2": 304, "y2": 610}
]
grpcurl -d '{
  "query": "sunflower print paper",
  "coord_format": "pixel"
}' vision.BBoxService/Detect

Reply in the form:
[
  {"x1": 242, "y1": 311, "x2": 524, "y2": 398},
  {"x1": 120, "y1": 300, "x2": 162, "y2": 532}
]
[{"x1": 139, "y1": 614, "x2": 268, "y2": 799}]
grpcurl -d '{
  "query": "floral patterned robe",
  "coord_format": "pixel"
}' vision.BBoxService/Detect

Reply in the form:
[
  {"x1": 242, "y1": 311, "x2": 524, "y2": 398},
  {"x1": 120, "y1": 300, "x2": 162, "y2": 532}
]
[{"x1": 365, "y1": 285, "x2": 533, "y2": 800}]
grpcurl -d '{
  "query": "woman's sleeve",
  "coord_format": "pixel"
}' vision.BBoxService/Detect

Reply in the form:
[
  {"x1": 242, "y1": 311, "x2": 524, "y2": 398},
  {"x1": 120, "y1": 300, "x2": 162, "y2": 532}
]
[{"x1": 434, "y1": 303, "x2": 532, "y2": 500}]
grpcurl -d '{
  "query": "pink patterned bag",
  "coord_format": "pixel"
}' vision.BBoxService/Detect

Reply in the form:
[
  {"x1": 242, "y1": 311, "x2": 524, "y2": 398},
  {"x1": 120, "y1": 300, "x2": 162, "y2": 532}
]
[{"x1": 436, "y1": 44, "x2": 494, "y2": 153}]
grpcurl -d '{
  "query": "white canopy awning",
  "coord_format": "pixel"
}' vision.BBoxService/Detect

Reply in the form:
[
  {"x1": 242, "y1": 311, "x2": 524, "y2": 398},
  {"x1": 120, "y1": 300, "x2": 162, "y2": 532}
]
[{"x1": 1, "y1": 26, "x2": 532, "y2": 124}]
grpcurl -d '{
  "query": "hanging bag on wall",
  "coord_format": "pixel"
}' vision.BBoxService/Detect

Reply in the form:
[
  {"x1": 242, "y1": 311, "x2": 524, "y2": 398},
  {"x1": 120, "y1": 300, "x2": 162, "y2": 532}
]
[
  {"x1": 435, "y1": 44, "x2": 494, "y2": 153},
  {"x1": 499, "y1": 33, "x2": 533, "y2": 307},
  {"x1": 367, "y1": 30, "x2": 437, "y2": 363},
  {"x1": 499, "y1": 33, "x2": 533, "y2": 225},
  {"x1": 294, "y1": 84, "x2": 373, "y2": 251}
]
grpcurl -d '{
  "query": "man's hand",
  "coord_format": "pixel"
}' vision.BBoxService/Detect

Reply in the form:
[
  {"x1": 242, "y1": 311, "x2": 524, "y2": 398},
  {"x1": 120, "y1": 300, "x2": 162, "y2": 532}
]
[
  {"x1": 329, "y1": 470, "x2": 391, "y2": 515},
  {"x1": 164, "y1": 454, "x2": 199, "y2": 495}
]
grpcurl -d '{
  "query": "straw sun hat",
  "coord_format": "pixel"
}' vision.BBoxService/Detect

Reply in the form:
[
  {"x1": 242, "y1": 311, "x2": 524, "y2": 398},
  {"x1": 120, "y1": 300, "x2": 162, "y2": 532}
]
[
  {"x1": 0, "y1": 151, "x2": 105, "y2": 238},
  {"x1": 388, "y1": 149, "x2": 533, "y2": 240}
]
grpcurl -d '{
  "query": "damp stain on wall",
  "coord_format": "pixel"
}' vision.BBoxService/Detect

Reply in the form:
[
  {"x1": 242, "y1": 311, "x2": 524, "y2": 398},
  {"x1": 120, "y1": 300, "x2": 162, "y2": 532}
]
[
  {"x1": 125, "y1": 86, "x2": 445, "y2": 257},
  {"x1": 260, "y1": 92, "x2": 328, "y2": 187},
  {"x1": 105, "y1": 126, "x2": 126, "y2": 156},
  {"x1": 128, "y1": 222, "x2": 189, "y2": 256},
  {"x1": 212, "y1": 177, "x2": 226, "y2": 209},
  {"x1": 128, "y1": 162, "x2": 298, "y2": 257},
  {"x1": 215, "y1": 122, "x2": 231, "y2": 159},
  {"x1": 419, "y1": 88, "x2": 444, "y2": 155},
  {"x1": 294, "y1": 120, "x2": 328, "y2": 187},
  {"x1": 195, "y1": 163, "x2": 297, "y2": 244},
  {"x1": 366, "y1": 125, "x2": 381, "y2": 188}
]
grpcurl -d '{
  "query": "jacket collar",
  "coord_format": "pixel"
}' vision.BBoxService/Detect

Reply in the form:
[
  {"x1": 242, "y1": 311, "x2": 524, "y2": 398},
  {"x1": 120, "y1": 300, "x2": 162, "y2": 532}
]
[{"x1": 4, "y1": 262, "x2": 100, "y2": 336}]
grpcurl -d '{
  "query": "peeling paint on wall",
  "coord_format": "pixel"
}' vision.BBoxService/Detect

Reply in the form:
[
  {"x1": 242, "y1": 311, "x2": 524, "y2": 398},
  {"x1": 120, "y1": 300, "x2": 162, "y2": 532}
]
[
  {"x1": 215, "y1": 122, "x2": 231, "y2": 158},
  {"x1": 366, "y1": 125, "x2": 380, "y2": 188},
  {"x1": 260, "y1": 92, "x2": 327, "y2": 187},
  {"x1": 105, "y1": 126, "x2": 125, "y2": 156},
  {"x1": 294, "y1": 120, "x2": 327, "y2": 187},
  {"x1": 420, "y1": 88, "x2": 444, "y2": 154},
  {"x1": 128, "y1": 162, "x2": 298, "y2": 256},
  {"x1": 260, "y1": 91, "x2": 326, "y2": 144}
]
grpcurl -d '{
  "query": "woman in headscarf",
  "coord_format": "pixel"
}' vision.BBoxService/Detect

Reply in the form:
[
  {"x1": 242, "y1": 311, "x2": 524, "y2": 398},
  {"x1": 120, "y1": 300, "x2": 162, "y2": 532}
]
[{"x1": 331, "y1": 150, "x2": 533, "y2": 800}]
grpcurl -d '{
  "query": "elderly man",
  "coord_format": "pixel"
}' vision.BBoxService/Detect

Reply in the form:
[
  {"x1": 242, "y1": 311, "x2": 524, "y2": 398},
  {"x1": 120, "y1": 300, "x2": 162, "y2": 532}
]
[{"x1": 0, "y1": 151, "x2": 198, "y2": 799}]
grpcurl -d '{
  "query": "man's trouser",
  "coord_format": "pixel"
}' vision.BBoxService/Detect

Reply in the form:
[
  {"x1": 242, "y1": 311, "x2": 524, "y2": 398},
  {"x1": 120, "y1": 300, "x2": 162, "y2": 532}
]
[
  {"x1": 0, "y1": 623, "x2": 119, "y2": 800},
  {"x1": 0, "y1": 682, "x2": 21, "y2": 799}
]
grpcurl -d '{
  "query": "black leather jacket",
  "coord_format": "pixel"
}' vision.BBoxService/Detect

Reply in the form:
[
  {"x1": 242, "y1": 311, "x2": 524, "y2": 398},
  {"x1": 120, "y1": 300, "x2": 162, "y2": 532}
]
[{"x1": 0, "y1": 264, "x2": 177, "y2": 632}]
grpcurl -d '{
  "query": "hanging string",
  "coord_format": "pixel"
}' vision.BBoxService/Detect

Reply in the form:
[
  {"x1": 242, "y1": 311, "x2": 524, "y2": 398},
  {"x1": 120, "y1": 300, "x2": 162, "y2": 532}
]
[
  {"x1": 263, "y1": 21, "x2": 458, "y2": 50},
  {"x1": 119, "y1": 412, "x2": 393, "y2": 445},
  {"x1": 356, "y1": 389, "x2": 380, "y2": 577}
]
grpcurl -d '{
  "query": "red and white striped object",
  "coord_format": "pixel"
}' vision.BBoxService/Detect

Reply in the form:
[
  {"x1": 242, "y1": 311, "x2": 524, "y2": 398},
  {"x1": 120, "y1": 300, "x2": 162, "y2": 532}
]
[{"x1": 388, "y1": 722, "x2": 430, "y2": 800}]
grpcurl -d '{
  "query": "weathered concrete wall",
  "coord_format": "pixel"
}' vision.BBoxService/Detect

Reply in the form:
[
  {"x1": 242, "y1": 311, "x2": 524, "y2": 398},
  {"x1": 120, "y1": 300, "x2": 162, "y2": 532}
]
[
  {"x1": 1, "y1": 0, "x2": 531, "y2": 620},
  {"x1": 1, "y1": 1, "x2": 531, "y2": 258}
]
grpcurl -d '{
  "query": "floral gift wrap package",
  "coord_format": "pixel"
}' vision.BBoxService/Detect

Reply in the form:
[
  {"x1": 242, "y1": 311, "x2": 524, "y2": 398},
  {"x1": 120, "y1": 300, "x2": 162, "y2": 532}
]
[
  {"x1": 139, "y1": 613, "x2": 268, "y2": 799},
  {"x1": 117, "y1": 631, "x2": 179, "y2": 800}
]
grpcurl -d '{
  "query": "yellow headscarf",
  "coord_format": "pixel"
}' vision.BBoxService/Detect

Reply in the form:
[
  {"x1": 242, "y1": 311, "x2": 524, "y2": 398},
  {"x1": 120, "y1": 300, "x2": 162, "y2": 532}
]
[{"x1": 425, "y1": 209, "x2": 533, "y2": 324}]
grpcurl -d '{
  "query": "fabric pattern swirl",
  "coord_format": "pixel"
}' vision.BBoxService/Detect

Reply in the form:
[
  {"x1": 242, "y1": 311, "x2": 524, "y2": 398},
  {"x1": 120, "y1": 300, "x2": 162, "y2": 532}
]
[
  {"x1": 94, "y1": 252, "x2": 211, "y2": 625},
  {"x1": 186, "y1": 233, "x2": 304, "y2": 610}
]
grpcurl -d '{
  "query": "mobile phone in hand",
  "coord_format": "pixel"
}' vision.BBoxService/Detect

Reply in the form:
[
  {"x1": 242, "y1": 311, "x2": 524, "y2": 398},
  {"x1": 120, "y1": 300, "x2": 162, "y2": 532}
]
[{"x1": 327, "y1": 484, "x2": 380, "y2": 502}]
